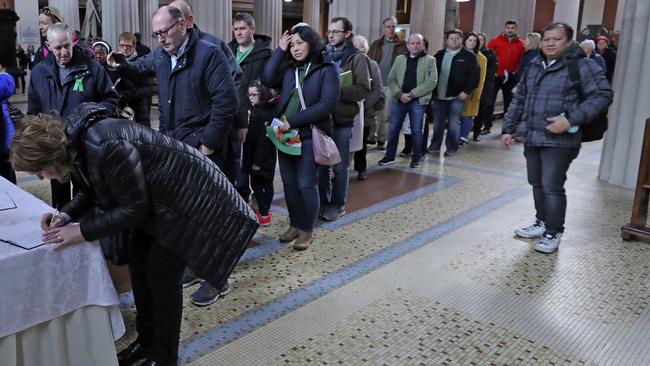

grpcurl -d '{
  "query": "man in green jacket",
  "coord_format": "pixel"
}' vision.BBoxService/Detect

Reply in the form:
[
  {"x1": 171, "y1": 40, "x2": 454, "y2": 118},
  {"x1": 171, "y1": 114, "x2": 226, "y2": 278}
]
[
  {"x1": 319, "y1": 17, "x2": 371, "y2": 221},
  {"x1": 379, "y1": 33, "x2": 437, "y2": 168}
]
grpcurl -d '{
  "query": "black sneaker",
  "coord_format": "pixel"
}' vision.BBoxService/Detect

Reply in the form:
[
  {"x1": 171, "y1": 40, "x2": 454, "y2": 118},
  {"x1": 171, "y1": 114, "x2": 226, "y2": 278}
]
[
  {"x1": 181, "y1": 269, "x2": 203, "y2": 288},
  {"x1": 399, "y1": 150, "x2": 412, "y2": 157},
  {"x1": 459, "y1": 137, "x2": 469, "y2": 146},
  {"x1": 378, "y1": 158, "x2": 395, "y2": 166},
  {"x1": 480, "y1": 128, "x2": 491, "y2": 135},
  {"x1": 410, "y1": 160, "x2": 421, "y2": 168},
  {"x1": 190, "y1": 280, "x2": 230, "y2": 307},
  {"x1": 444, "y1": 150, "x2": 457, "y2": 157},
  {"x1": 472, "y1": 134, "x2": 481, "y2": 142},
  {"x1": 376, "y1": 141, "x2": 386, "y2": 150}
]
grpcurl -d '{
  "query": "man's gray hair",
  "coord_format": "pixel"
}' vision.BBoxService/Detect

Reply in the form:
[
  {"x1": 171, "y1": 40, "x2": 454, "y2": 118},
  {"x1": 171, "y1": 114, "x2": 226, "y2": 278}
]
[
  {"x1": 153, "y1": 5, "x2": 184, "y2": 22},
  {"x1": 46, "y1": 22, "x2": 73, "y2": 40},
  {"x1": 382, "y1": 16, "x2": 397, "y2": 25},
  {"x1": 170, "y1": 0, "x2": 193, "y2": 19}
]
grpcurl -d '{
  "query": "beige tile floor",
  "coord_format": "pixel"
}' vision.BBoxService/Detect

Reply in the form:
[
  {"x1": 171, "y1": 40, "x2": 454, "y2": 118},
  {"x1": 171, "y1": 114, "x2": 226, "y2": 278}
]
[{"x1": 10, "y1": 90, "x2": 649, "y2": 365}]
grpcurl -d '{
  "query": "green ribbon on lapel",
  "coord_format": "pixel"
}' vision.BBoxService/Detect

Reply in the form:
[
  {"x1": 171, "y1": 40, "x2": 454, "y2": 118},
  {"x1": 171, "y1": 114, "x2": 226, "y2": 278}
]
[{"x1": 73, "y1": 77, "x2": 84, "y2": 92}]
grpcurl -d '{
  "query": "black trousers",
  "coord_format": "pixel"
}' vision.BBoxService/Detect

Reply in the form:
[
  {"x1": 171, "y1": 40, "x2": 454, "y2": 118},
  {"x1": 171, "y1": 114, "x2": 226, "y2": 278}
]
[
  {"x1": 250, "y1": 174, "x2": 274, "y2": 215},
  {"x1": 353, "y1": 126, "x2": 371, "y2": 173},
  {"x1": 473, "y1": 102, "x2": 496, "y2": 135},
  {"x1": 493, "y1": 75, "x2": 517, "y2": 119},
  {"x1": 128, "y1": 230, "x2": 185, "y2": 364}
]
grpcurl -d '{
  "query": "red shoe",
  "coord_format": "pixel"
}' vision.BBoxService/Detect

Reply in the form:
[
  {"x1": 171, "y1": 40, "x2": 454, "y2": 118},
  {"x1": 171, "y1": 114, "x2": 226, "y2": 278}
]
[{"x1": 256, "y1": 211, "x2": 272, "y2": 226}]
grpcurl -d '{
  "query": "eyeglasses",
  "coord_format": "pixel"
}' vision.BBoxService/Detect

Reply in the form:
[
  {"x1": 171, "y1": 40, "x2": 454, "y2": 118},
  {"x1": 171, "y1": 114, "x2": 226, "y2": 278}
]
[
  {"x1": 326, "y1": 30, "x2": 345, "y2": 36},
  {"x1": 151, "y1": 19, "x2": 181, "y2": 39},
  {"x1": 119, "y1": 44, "x2": 134, "y2": 50}
]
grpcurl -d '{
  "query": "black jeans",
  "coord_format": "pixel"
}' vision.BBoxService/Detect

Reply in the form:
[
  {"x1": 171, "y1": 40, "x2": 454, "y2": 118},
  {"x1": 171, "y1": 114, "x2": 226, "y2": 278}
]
[
  {"x1": 353, "y1": 126, "x2": 371, "y2": 173},
  {"x1": 473, "y1": 102, "x2": 495, "y2": 135},
  {"x1": 524, "y1": 145, "x2": 580, "y2": 234},
  {"x1": 250, "y1": 174, "x2": 274, "y2": 215},
  {"x1": 493, "y1": 75, "x2": 517, "y2": 118},
  {"x1": 128, "y1": 230, "x2": 185, "y2": 364}
]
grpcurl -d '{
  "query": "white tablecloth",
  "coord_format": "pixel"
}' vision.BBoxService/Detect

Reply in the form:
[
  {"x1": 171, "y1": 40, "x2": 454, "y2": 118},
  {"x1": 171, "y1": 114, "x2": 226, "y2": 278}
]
[{"x1": 0, "y1": 177, "x2": 124, "y2": 340}]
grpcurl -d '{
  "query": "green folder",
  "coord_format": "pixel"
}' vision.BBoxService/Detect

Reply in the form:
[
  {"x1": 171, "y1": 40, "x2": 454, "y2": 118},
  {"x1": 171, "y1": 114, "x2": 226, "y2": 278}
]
[{"x1": 340, "y1": 70, "x2": 353, "y2": 87}]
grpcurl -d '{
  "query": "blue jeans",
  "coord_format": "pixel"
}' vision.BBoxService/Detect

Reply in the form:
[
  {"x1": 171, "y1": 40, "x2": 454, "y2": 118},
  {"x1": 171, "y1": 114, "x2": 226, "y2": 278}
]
[
  {"x1": 318, "y1": 126, "x2": 353, "y2": 211},
  {"x1": 385, "y1": 100, "x2": 425, "y2": 162},
  {"x1": 278, "y1": 139, "x2": 320, "y2": 232},
  {"x1": 460, "y1": 116, "x2": 474, "y2": 140},
  {"x1": 430, "y1": 97, "x2": 464, "y2": 153},
  {"x1": 524, "y1": 145, "x2": 580, "y2": 234}
]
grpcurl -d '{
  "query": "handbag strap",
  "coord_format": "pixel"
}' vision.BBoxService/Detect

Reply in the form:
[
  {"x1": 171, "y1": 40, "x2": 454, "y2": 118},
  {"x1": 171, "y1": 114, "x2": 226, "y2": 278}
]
[{"x1": 294, "y1": 63, "x2": 311, "y2": 111}]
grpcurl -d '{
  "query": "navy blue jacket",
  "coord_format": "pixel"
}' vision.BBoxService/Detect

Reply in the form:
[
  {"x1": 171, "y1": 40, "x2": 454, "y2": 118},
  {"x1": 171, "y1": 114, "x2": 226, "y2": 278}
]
[
  {"x1": 261, "y1": 48, "x2": 340, "y2": 138},
  {"x1": 27, "y1": 45, "x2": 118, "y2": 118},
  {"x1": 124, "y1": 30, "x2": 238, "y2": 151}
]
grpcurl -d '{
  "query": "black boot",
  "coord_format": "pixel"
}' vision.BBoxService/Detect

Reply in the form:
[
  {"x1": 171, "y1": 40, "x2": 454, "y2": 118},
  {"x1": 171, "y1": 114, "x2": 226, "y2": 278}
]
[{"x1": 117, "y1": 340, "x2": 147, "y2": 366}]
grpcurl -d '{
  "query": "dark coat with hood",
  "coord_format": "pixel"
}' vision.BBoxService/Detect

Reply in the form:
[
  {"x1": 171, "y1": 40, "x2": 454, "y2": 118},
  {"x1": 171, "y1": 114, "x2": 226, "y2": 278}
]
[
  {"x1": 123, "y1": 30, "x2": 238, "y2": 151},
  {"x1": 242, "y1": 102, "x2": 278, "y2": 180},
  {"x1": 503, "y1": 43, "x2": 613, "y2": 148},
  {"x1": 27, "y1": 44, "x2": 119, "y2": 118},
  {"x1": 61, "y1": 104, "x2": 258, "y2": 287},
  {"x1": 261, "y1": 48, "x2": 340, "y2": 139},
  {"x1": 228, "y1": 34, "x2": 273, "y2": 128},
  {"x1": 324, "y1": 40, "x2": 372, "y2": 128}
]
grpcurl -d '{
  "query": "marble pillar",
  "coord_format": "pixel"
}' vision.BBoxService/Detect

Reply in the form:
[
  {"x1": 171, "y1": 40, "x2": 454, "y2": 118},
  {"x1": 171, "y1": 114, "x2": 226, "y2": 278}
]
[
  {"x1": 553, "y1": 0, "x2": 580, "y2": 39},
  {"x1": 253, "y1": 0, "x2": 281, "y2": 48},
  {"x1": 328, "y1": 0, "x2": 397, "y2": 42},
  {"x1": 102, "y1": 0, "x2": 139, "y2": 49},
  {"x1": 189, "y1": 0, "x2": 232, "y2": 42},
  {"x1": 580, "y1": 0, "x2": 606, "y2": 28},
  {"x1": 410, "y1": 0, "x2": 447, "y2": 52},
  {"x1": 598, "y1": 0, "x2": 650, "y2": 189},
  {"x1": 614, "y1": 0, "x2": 626, "y2": 31},
  {"x1": 138, "y1": 0, "x2": 159, "y2": 50},
  {"x1": 302, "y1": 0, "x2": 322, "y2": 34},
  {"x1": 473, "y1": 0, "x2": 536, "y2": 39}
]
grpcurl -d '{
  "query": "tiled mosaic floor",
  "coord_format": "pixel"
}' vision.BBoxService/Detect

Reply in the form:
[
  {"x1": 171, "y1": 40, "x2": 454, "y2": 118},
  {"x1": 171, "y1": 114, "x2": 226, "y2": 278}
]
[{"x1": 11, "y1": 90, "x2": 649, "y2": 365}]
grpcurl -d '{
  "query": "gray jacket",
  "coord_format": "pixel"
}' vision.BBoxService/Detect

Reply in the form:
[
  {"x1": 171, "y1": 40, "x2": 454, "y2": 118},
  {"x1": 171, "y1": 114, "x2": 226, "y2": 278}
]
[
  {"x1": 503, "y1": 46, "x2": 613, "y2": 148},
  {"x1": 363, "y1": 58, "x2": 384, "y2": 125}
]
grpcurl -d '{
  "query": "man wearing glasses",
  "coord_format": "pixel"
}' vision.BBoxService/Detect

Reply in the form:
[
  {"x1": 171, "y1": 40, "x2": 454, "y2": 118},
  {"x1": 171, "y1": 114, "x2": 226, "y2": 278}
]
[
  {"x1": 367, "y1": 16, "x2": 407, "y2": 150},
  {"x1": 113, "y1": 32, "x2": 153, "y2": 127},
  {"x1": 108, "y1": 5, "x2": 237, "y2": 167}
]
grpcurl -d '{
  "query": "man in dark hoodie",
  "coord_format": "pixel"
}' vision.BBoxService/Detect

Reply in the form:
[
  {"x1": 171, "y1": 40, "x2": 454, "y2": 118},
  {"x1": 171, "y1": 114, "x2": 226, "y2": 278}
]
[
  {"x1": 228, "y1": 12, "x2": 273, "y2": 201},
  {"x1": 319, "y1": 17, "x2": 371, "y2": 221}
]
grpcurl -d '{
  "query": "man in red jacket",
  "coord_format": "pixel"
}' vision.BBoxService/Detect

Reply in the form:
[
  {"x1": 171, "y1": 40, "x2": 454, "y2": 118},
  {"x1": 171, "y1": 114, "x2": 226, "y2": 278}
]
[{"x1": 486, "y1": 19, "x2": 525, "y2": 134}]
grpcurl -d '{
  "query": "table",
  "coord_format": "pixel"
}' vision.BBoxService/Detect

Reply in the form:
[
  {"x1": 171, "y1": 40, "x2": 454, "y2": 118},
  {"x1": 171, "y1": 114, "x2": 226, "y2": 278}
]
[{"x1": 0, "y1": 177, "x2": 124, "y2": 366}]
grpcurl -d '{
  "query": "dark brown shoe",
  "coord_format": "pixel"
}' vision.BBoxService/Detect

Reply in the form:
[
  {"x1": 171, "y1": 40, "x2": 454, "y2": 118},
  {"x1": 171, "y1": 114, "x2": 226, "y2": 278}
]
[
  {"x1": 279, "y1": 226, "x2": 300, "y2": 242},
  {"x1": 292, "y1": 230, "x2": 313, "y2": 250}
]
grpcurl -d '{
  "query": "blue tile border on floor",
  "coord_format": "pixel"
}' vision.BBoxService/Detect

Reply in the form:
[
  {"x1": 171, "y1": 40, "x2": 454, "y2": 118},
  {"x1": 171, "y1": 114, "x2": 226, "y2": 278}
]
[{"x1": 178, "y1": 183, "x2": 531, "y2": 363}]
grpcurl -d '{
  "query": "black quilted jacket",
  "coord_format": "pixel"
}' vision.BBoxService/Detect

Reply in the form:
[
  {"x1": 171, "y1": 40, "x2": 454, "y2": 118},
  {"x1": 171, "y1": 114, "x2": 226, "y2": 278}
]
[{"x1": 61, "y1": 104, "x2": 258, "y2": 286}]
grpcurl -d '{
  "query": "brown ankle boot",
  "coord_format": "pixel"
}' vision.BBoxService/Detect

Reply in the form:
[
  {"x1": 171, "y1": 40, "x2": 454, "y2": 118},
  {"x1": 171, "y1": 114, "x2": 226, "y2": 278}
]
[
  {"x1": 279, "y1": 226, "x2": 300, "y2": 242},
  {"x1": 292, "y1": 230, "x2": 313, "y2": 251}
]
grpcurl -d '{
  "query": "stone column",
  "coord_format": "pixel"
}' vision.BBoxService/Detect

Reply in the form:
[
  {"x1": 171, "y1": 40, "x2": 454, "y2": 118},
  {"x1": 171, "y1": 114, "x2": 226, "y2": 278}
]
[
  {"x1": 615, "y1": 0, "x2": 627, "y2": 31},
  {"x1": 303, "y1": 0, "x2": 321, "y2": 34},
  {"x1": 553, "y1": 0, "x2": 580, "y2": 39},
  {"x1": 253, "y1": 0, "x2": 282, "y2": 48},
  {"x1": 598, "y1": 0, "x2": 650, "y2": 189},
  {"x1": 138, "y1": 0, "x2": 158, "y2": 50},
  {"x1": 472, "y1": 0, "x2": 536, "y2": 39},
  {"x1": 580, "y1": 0, "x2": 606, "y2": 29},
  {"x1": 14, "y1": 0, "x2": 39, "y2": 49},
  {"x1": 102, "y1": 0, "x2": 139, "y2": 50},
  {"x1": 328, "y1": 0, "x2": 397, "y2": 42},
  {"x1": 189, "y1": 0, "x2": 232, "y2": 41},
  {"x1": 48, "y1": 0, "x2": 80, "y2": 31},
  {"x1": 410, "y1": 0, "x2": 447, "y2": 52}
]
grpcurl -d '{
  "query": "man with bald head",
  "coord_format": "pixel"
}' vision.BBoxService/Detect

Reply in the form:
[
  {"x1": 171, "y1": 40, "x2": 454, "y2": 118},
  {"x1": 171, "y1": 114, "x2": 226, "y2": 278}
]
[
  {"x1": 378, "y1": 33, "x2": 437, "y2": 168},
  {"x1": 28, "y1": 22, "x2": 118, "y2": 208}
]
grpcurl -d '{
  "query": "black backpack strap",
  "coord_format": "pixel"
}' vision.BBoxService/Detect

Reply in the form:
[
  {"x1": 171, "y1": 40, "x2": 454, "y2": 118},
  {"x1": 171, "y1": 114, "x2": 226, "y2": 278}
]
[{"x1": 567, "y1": 59, "x2": 584, "y2": 101}]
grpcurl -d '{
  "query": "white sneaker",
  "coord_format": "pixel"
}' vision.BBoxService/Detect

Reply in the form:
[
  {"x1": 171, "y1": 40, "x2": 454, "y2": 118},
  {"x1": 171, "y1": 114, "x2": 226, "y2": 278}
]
[
  {"x1": 515, "y1": 220, "x2": 546, "y2": 238},
  {"x1": 534, "y1": 232, "x2": 562, "y2": 254}
]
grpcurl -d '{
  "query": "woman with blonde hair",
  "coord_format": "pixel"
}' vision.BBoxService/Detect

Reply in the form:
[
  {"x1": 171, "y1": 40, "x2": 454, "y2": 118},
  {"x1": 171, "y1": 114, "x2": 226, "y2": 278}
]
[{"x1": 518, "y1": 32, "x2": 541, "y2": 77}]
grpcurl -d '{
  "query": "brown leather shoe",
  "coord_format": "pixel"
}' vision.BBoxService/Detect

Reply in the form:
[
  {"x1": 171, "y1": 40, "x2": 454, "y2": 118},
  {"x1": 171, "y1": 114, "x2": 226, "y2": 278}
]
[
  {"x1": 292, "y1": 230, "x2": 313, "y2": 251},
  {"x1": 279, "y1": 226, "x2": 300, "y2": 242}
]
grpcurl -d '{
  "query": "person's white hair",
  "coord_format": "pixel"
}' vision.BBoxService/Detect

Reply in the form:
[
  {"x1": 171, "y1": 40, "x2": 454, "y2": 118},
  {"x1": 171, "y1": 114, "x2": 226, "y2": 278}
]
[
  {"x1": 352, "y1": 35, "x2": 369, "y2": 53},
  {"x1": 46, "y1": 22, "x2": 73, "y2": 41},
  {"x1": 580, "y1": 39, "x2": 595, "y2": 51}
]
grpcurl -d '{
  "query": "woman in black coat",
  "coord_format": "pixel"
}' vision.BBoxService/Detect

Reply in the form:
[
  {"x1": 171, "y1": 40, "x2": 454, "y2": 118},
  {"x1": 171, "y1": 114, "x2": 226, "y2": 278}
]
[
  {"x1": 10, "y1": 104, "x2": 257, "y2": 366},
  {"x1": 261, "y1": 25, "x2": 340, "y2": 250}
]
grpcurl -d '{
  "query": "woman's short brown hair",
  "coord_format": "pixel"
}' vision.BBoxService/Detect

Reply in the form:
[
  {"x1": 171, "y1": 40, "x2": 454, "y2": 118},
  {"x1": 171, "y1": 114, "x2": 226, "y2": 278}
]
[{"x1": 10, "y1": 114, "x2": 75, "y2": 178}]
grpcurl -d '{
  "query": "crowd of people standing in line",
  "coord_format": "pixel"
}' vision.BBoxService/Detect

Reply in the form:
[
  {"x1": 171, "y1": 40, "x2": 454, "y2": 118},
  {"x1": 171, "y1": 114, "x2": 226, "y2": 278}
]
[{"x1": 2, "y1": 2, "x2": 616, "y2": 364}]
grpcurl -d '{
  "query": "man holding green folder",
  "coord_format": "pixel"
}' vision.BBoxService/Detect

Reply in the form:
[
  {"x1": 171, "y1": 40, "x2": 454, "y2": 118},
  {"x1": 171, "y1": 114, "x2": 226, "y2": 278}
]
[{"x1": 319, "y1": 17, "x2": 371, "y2": 222}]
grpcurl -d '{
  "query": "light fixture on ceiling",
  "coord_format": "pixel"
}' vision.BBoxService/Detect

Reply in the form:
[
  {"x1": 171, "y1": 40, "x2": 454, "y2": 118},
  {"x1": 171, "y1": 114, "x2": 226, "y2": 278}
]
[
  {"x1": 283, "y1": 0, "x2": 293, "y2": 2},
  {"x1": 457, "y1": 0, "x2": 470, "y2": 2}
]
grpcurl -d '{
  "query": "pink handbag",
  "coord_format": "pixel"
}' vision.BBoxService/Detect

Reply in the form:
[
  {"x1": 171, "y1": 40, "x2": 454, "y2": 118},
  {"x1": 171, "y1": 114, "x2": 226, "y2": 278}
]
[{"x1": 295, "y1": 71, "x2": 341, "y2": 165}]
